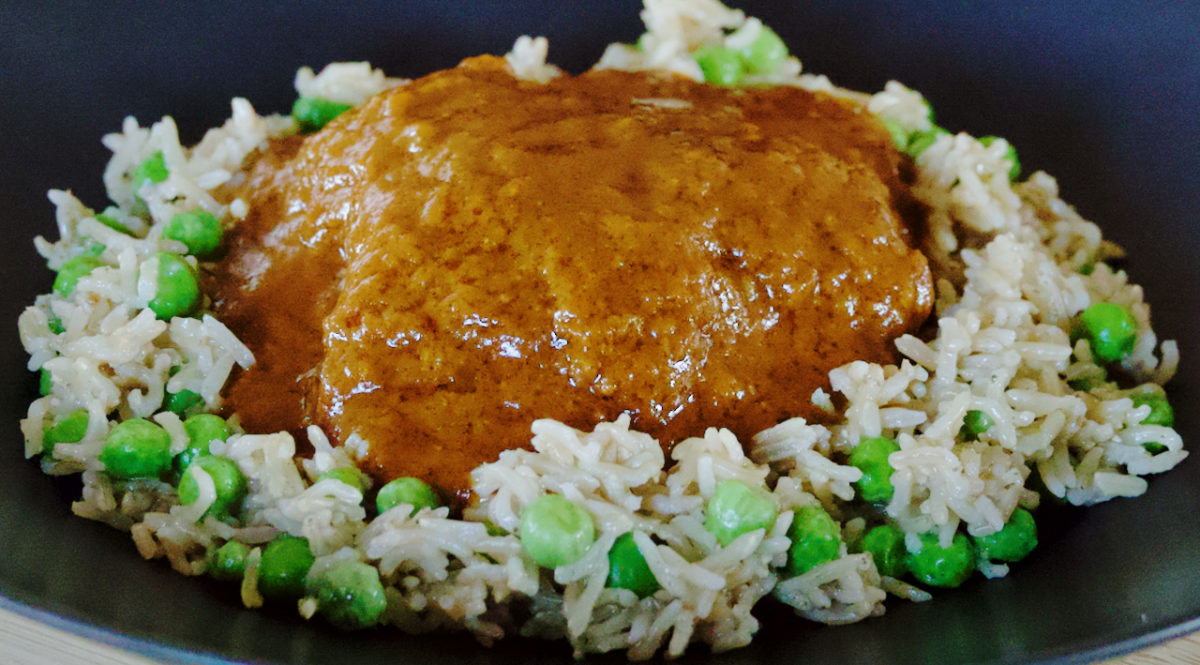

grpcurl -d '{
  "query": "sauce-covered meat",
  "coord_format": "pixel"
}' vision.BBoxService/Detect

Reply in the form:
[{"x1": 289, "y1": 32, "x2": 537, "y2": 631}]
[{"x1": 209, "y1": 55, "x2": 933, "y2": 499}]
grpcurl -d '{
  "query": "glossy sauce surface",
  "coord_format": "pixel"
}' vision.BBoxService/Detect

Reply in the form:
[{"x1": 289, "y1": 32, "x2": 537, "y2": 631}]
[{"x1": 209, "y1": 56, "x2": 933, "y2": 500}]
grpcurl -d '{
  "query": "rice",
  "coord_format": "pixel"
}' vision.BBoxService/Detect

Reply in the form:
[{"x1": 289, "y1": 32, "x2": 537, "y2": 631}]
[{"x1": 16, "y1": 0, "x2": 1186, "y2": 659}]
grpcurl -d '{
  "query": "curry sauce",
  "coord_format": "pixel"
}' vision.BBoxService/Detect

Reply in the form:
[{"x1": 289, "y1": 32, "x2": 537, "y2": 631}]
[{"x1": 208, "y1": 56, "x2": 933, "y2": 500}]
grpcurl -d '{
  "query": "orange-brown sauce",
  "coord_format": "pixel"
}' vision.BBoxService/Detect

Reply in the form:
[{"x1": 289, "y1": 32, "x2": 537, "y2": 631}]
[{"x1": 208, "y1": 56, "x2": 933, "y2": 501}]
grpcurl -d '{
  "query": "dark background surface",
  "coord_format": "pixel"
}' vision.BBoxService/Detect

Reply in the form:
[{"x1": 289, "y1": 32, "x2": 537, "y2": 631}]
[{"x1": 1, "y1": 1, "x2": 1198, "y2": 664}]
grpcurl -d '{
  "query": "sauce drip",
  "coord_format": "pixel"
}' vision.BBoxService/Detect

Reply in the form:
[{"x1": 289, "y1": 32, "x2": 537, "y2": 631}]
[{"x1": 208, "y1": 56, "x2": 933, "y2": 501}]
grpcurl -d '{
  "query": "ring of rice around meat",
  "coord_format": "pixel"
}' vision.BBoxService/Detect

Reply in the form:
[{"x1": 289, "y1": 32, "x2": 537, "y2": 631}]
[{"x1": 17, "y1": 0, "x2": 1185, "y2": 659}]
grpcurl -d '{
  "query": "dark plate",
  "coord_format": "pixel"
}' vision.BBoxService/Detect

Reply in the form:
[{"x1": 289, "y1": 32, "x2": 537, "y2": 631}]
[{"x1": 1, "y1": 2, "x2": 1198, "y2": 664}]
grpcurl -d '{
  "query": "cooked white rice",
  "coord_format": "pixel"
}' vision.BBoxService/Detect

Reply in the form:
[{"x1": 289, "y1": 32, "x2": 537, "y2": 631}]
[{"x1": 17, "y1": 0, "x2": 1185, "y2": 659}]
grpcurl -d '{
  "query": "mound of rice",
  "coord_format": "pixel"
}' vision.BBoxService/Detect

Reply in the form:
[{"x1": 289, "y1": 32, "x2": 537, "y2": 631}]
[{"x1": 17, "y1": 0, "x2": 1184, "y2": 658}]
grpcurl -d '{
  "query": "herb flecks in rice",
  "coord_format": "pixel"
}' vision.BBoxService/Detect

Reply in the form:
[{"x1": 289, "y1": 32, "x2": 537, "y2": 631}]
[{"x1": 17, "y1": 0, "x2": 1184, "y2": 658}]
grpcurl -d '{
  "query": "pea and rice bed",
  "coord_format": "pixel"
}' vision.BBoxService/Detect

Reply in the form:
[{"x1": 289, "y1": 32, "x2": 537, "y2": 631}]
[{"x1": 16, "y1": 0, "x2": 1185, "y2": 659}]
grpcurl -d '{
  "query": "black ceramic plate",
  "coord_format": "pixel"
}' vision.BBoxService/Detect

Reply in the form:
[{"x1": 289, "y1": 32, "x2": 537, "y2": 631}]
[{"x1": 2, "y1": 2, "x2": 1198, "y2": 664}]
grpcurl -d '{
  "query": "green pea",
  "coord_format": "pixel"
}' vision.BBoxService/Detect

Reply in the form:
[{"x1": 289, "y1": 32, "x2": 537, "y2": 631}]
[
  {"x1": 786, "y1": 504, "x2": 841, "y2": 576},
  {"x1": 319, "y1": 467, "x2": 367, "y2": 491},
  {"x1": 257, "y1": 534, "x2": 315, "y2": 601},
  {"x1": 959, "y1": 410, "x2": 994, "y2": 442},
  {"x1": 53, "y1": 256, "x2": 104, "y2": 297},
  {"x1": 209, "y1": 540, "x2": 250, "y2": 582},
  {"x1": 519, "y1": 494, "x2": 595, "y2": 568},
  {"x1": 292, "y1": 97, "x2": 353, "y2": 134},
  {"x1": 95, "y1": 207, "x2": 133, "y2": 235},
  {"x1": 906, "y1": 532, "x2": 977, "y2": 588},
  {"x1": 979, "y1": 135, "x2": 1021, "y2": 180},
  {"x1": 178, "y1": 455, "x2": 247, "y2": 520},
  {"x1": 130, "y1": 151, "x2": 169, "y2": 216},
  {"x1": 860, "y1": 524, "x2": 907, "y2": 578},
  {"x1": 146, "y1": 253, "x2": 199, "y2": 320},
  {"x1": 692, "y1": 45, "x2": 744, "y2": 86},
  {"x1": 183, "y1": 413, "x2": 230, "y2": 450},
  {"x1": 318, "y1": 467, "x2": 369, "y2": 500},
  {"x1": 375, "y1": 476, "x2": 439, "y2": 516},
  {"x1": 906, "y1": 127, "x2": 949, "y2": 158},
  {"x1": 973, "y1": 508, "x2": 1037, "y2": 563},
  {"x1": 704, "y1": 479, "x2": 778, "y2": 546},
  {"x1": 38, "y1": 367, "x2": 53, "y2": 396},
  {"x1": 171, "y1": 413, "x2": 229, "y2": 481},
  {"x1": 42, "y1": 408, "x2": 89, "y2": 455},
  {"x1": 736, "y1": 25, "x2": 788, "y2": 75},
  {"x1": 849, "y1": 436, "x2": 900, "y2": 503},
  {"x1": 1130, "y1": 392, "x2": 1173, "y2": 427},
  {"x1": 1134, "y1": 387, "x2": 1167, "y2": 447},
  {"x1": 131, "y1": 151, "x2": 169, "y2": 192},
  {"x1": 164, "y1": 388, "x2": 203, "y2": 416},
  {"x1": 606, "y1": 532, "x2": 660, "y2": 599},
  {"x1": 164, "y1": 209, "x2": 223, "y2": 258},
  {"x1": 308, "y1": 561, "x2": 388, "y2": 630},
  {"x1": 1077, "y1": 302, "x2": 1137, "y2": 364},
  {"x1": 166, "y1": 390, "x2": 199, "y2": 416},
  {"x1": 99, "y1": 418, "x2": 172, "y2": 480}
]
